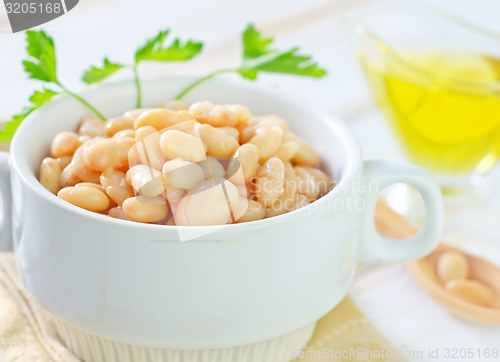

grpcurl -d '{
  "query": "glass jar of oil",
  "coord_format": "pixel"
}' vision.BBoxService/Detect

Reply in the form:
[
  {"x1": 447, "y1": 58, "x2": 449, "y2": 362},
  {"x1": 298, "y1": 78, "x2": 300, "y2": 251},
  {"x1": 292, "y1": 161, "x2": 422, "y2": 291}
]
[
  {"x1": 362, "y1": 49, "x2": 500, "y2": 176},
  {"x1": 346, "y1": 6, "x2": 500, "y2": 189}
]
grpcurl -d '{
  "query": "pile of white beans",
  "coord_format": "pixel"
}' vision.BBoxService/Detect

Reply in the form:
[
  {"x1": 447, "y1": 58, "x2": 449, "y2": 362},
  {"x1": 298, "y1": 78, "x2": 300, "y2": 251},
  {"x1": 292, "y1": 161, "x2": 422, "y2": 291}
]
[{"x1": 39, "y1": 100, "x2": 333, "y2": 226}]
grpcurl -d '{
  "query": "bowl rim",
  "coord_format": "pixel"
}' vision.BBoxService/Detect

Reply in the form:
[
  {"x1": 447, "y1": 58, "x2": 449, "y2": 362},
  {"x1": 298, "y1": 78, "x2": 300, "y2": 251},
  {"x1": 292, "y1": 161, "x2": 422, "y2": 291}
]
[{"x1": 10, "y1": 75, "x2": 362, "y2": 235}]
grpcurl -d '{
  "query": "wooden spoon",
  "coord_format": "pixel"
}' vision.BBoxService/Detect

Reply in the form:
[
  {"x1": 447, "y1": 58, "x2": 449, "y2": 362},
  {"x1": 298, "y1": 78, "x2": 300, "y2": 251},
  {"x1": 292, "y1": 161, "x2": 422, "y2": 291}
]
[{"x1": 375, "y1": 200, "x2": 500, "y2": 325}]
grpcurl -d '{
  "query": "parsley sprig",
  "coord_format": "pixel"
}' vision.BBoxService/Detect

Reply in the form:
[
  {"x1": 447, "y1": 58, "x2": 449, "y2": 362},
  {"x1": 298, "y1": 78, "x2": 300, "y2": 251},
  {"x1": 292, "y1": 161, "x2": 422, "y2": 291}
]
[
  {"x1": 0, "y1": 30, "x2": 105, "y2": 141},
  {"x1": 1, "y1": 25, "x2": 326, "y2": 142},
  {"x1": 0, "y1": 88, "x2": 57, "y2": 142},
  {"x1": 22, "y1": 30, "x2": 105, "y2": 119},
  {"x1": 175, "y1": 24, "x2": 327, "y2": 99},
  {"x1": 82, "y1": 30, "x2": 203, "y2": 108}
]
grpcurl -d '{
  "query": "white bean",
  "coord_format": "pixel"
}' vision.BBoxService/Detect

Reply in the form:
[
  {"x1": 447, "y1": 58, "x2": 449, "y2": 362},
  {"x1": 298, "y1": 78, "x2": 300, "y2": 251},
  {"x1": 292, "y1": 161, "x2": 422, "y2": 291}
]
[
  {"x1": 255, "y1": 177, "x2": 284, "y2": 207},
  {"x1": 255, "y1": 158, "x2": 285, "y2": 207},
  {"x1": 78, "y1": 115, "x2": 106, "y2": 137},
  {"x1": 228, "y1": 144, "x2": 259, "y2": 184},
  {"x1": 108, "y1": 207, "x2": 132, "y2": 220},
  {"x1": 254, "y1": 115, "x2": 289, "y2": 132},
  {"x1": 124, "y1": 108, "x2": 151, "y2": 120},
  {"x1": 175, "y1": 178, "x2": 239, "y2": 226},
  {"x1": 113, "y1": 129, "x2": 136, "y2": 138},
  {"x1": 126, "y1": 164, "x2": 165, "y2": 197},
  {"x1": 83, "y1": 137, "x2": 135, "y2": 172},
  {"x1": 218, "y1": 127, "x2": 240, "y2": 141},
  {"x1": 239, "y1": 115, "x2": 288, "y2": 143},
  {"x1": 258, "y1": 157, "x2": 285, "y2": 181},
  {"x1": 295, "y1": 166, "x2": 320, "y2": 200},
  {"x1": 105, "y1": 117, "x2": 134, "y2": 137},
  {"x1": 274, "y1": 141, "x2": 299, "y2": 162},
  {"x1": 284, "y1": 161, "x2": 296, "y2": 181},
  {"x1": 285, "y1": 132, "x2": 320, "y2": 166},
  {"x1": 165, "y1": 186, "x2": 186, "y2": 203},
  {"x1": 197, "y1": 157, "x2": 226, "y2": 180},
  {"x1": 189, "y1": 102, "x2": 237, "y2": 127},
  {"x1": 198, "y1": 124, "x2": 239, "y2": 158},
  {"x1": 122, "y1": 196, "x2": 169, "y2": 223},
  {"x1": 134, "y1": 108, "x2": 192, "y2": 130},
  {"x1": 164, "y1": 119, "x2": 196, "y2": 134},
  {"x1": 78, "y1": 135, "x2": 91, "y2": 144},
  {"x1": 56, "y1": 156, "x2": 72, "y2": 169},
  {"x1": 100, "y1": 169, "x2": 135, "y2": 206},
  {"x1": 70, "y1": 141, "x2": 102, "y2": 183},
  {"x1": 445, "y1": 279, "x2": 495, "y2": 307},
  {"x1": 135, "y1": 127, "x2": 165, "y2": 171},
  {"x1": 236, "y1": 199, "x2": 265, "y2": 223},
  {"x1": 158, "y1": 99, "x2": 189, "y2": 111},
  {"x1": 437, "y1": 251, "x2": 469, "y2": 284},
  {"x1": 265, "y1": 181, "x2": 298, "y2": 217},
  {"x1": 295, "y1": 193, "x2": 310, "y2": 209},
  {"x1": 58, "y1": 186, "x2": 109, "y2": 212},
  {"x1": 163, "y1": 158, "x2": 205, "y2": 190},
  {"x1": 40, "y1": 157, "x2": 61, "y2": 194},
  {"x1": 74, "y1": 182, "x2": 106, "y2": 193},
  {"x1": 60, "y1": 164, "x2": 82, "y2": 187},
  {"x1": 225, "y1": 104, "x2": 251, "y2": 125},
  {"x1": 160, "y1": 130, "x2": 206, "y2": 162},
  {"x1": 302, "y1": 166, "x2": 332, "y2": 196},
  {"x1": 51, "y1": 131, "x2": 81, "y2": 158},
  {"x1": 249, "y1": 126, "x2": 283, "y2": 163}
]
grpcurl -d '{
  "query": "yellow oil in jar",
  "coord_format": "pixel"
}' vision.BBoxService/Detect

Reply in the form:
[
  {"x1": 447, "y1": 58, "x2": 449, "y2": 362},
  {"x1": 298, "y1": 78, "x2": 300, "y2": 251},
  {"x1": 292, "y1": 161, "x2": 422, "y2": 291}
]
[{"x1": 362, "y1": 50, "x2": 500, "y2": 175}]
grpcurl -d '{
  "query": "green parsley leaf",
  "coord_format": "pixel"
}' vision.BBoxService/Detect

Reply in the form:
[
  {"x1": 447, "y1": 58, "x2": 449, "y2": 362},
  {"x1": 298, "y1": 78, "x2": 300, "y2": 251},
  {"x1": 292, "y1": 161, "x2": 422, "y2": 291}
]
[
  {"x1": 238, "y1": 24, "x2": 327, "y2": 80},
  {"x1": 237, "y1": 69, "x2": 258, "y2": 80},
  {"x1": 241, "y1": 24, "x2": 273, "y2": 58},
  {"x1": 82, "y1": 58, "x2": 124, "y2": 84},
  {"x1": 0, "y1": 88, "x2": 58, "y2": 142},
  {"x1": 11, "y1": 30, "x2": 105, "y2": 126},
  {"x1": 175, "y1": 24, "x2": 327, "y2": 99},
  {"x1": 22, "y1": 30, "x2": 58, "y2": 83},
  {"x1": 29, "y1": 88, "x2": 58, "y2": 106},
  {"x1": 0, "y1": 114, "x2": 27, "y2": 142},
  {"x1": 135, "y1": 30, "x2": 203, "y2": 63}
]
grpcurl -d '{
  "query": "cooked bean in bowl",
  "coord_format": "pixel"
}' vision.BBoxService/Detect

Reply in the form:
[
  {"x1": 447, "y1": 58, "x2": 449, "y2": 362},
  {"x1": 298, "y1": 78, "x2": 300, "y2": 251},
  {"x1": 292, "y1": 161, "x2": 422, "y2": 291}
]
[{"x1": 39, "y1": 100, "x2": 333, "y2": 226}]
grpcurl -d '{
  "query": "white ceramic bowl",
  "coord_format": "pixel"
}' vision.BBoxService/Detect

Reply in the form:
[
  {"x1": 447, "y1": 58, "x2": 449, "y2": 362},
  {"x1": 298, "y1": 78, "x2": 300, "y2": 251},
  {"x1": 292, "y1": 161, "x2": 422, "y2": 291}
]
[{"x1": 0, "y1": 77, "x2": 443, "y2": 352}]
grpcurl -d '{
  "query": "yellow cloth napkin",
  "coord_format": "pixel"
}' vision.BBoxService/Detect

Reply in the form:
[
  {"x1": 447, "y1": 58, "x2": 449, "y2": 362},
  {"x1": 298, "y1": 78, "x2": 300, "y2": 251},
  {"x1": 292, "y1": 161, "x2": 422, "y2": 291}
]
[
  {"x1": 0, "y1": 252, "x2": 406, "y2": 362},
  {"x1": 294, "y1": 298, "x2": 407, "y2": 362}
]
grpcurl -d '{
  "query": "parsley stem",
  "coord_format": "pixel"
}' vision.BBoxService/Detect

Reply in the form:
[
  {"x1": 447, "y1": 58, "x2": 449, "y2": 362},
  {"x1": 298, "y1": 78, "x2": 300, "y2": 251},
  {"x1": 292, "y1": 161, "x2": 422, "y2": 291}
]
[
  {"x1": 133, "y1": 65, "x2": 142, "y2": 108},
  {"x1": 59, "y1": 85, "x2": 106, "y2": 121},
  {"x1": 175, "y1": 69, "x2": 235, "y2": 100}
]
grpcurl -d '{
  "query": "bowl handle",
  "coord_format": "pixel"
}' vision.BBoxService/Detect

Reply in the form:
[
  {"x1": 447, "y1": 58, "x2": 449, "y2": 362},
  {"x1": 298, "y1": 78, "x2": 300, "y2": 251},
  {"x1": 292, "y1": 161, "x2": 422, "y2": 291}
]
[
  {"x1": 0, "y1": 152, "x2": 12, "y2": 252},
  {"x1": 357, "y1": 160, "x2": 444, "y2": 263}
]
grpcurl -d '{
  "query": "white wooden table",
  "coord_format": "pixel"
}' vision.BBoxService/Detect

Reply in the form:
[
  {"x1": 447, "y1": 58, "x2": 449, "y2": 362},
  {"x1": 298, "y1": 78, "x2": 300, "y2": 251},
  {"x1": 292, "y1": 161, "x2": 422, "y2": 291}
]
[{"x1": 1, "y1": 0, "x2": 500, "y2": 360}]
